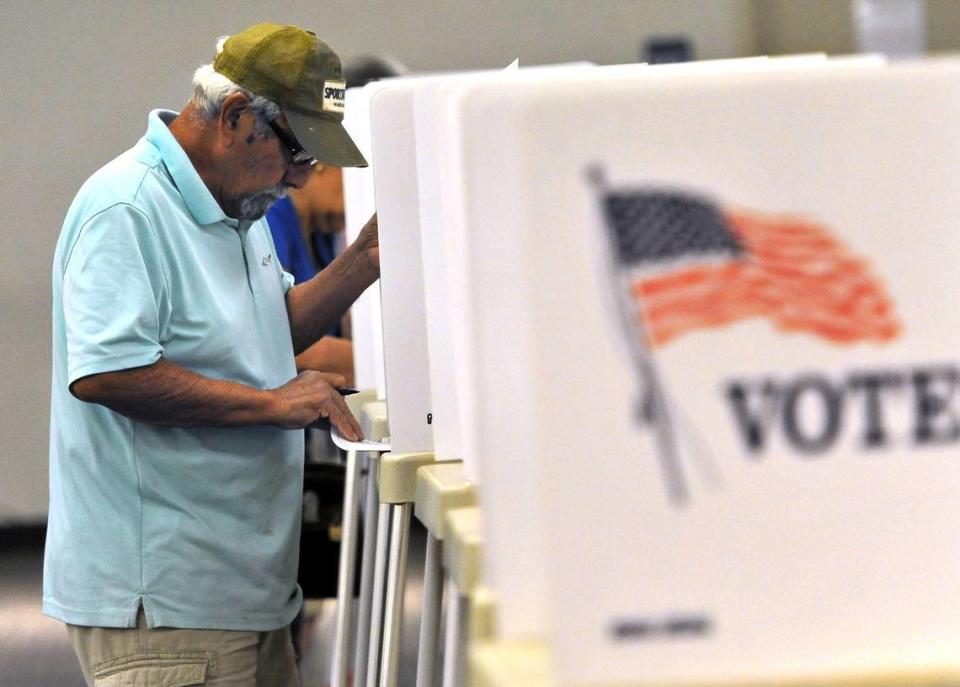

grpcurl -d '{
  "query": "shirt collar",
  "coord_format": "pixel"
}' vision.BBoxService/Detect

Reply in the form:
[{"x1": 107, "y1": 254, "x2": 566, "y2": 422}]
[{"x1": 145, "y1": 109, "x2": 230, "y2": 226}]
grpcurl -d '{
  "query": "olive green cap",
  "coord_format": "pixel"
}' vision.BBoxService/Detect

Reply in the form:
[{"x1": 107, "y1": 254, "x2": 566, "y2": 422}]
[{"x1": 214, "y1": 22, "x2": 367, "y2": 167}]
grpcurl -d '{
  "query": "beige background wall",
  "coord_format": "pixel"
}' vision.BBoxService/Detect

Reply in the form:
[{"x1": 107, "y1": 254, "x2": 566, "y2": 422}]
[
  {"x1": 754, "y1": 0, "x2": 960, "y2": 56},
  {"x1": 1, "y1": 0, "x2": 957, "y2": 522}
]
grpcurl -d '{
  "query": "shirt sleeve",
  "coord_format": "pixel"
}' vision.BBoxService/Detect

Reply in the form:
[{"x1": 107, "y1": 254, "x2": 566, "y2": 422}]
[
  {"x1": 62, "y1": 203, "x2": 166, "y2": 385},
  {"x1": 281, "y1": 269, "x2": 296, "y2": 292}
]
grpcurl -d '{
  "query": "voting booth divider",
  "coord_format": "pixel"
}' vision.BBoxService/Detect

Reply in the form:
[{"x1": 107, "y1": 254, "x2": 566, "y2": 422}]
[
  {"x1": 337, "y1": 73, "x2": 481, "y2": 687},
  {"x1": 434, "y1": 53, "x2": 887, "y2": 650},
  {"x1": 330, "y1": 55, "x2": 960, "y2": 687},
  {"x1": 344, "y1": 85, "x2": 387, "y2": 399}
]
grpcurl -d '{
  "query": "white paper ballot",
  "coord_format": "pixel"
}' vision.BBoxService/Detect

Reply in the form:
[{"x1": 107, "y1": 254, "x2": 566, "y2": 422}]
[{"x1": 331, "y1": 427, "x2": 392, "y2": 453}]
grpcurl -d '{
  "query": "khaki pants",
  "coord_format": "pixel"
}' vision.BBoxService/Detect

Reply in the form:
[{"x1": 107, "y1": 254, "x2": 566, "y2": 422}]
[{"x1": 67, "y1": 608, "x2": 301, "y2": 687}]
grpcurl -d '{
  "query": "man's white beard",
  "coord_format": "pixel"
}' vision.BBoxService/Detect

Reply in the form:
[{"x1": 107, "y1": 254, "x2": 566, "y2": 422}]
[{"x1": 238, "y1": 184, "x2": 289, "y2": 220}]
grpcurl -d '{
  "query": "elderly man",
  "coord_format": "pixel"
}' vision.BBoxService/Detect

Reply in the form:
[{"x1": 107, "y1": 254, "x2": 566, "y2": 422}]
[{"x1": 45, "y1": 23, "x2": 374, "y2": 686}]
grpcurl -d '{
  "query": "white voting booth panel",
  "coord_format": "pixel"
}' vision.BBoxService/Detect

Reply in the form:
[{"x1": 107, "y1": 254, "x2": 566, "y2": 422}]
[
  {"x1": 414, "y1": 63, "x2": 604, "y2": 466},
  {"x1": 429, "y1": 56, "x2": 874, "y2": 485},
  {"x1": 451, "y1": 59, "x2": 960, "y2": 684},
  {"x1": 368, "y1": 69, "x2": 511, "y2": 457},
  {"x1": 415, "y1": 76, "x2": 477, "y2": 465},
  {"x1": 369, "y1": 83, "x2": 437, "y2": 454},
  {"x1": 421, "y1": 61, "x2": 709, "y2": 479},
  {"x1": 435, "y1": 55, "x2": 874, "y2": 643},
  {"x1": 365, "y1": 62, "x2": 576, "y2": 459},
  {"x1": 343, "y1": 85, "x2": 387, "y2": 398}
]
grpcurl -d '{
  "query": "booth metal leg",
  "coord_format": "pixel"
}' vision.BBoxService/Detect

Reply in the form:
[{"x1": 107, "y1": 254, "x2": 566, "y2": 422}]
[
  {"x1": 441, "y1": 580, "x2": 468, "y2": 687},
  {"x1": 378, "y1": 503, "x2": 412, "y2": 687},
  {"x1": 365, "y1": 502, "x2": 392, "y2": 687},
  {"x1": 415, "y1": 532, "x2": 443, "y2": 687},
  {"x1": 354, "y1": 452, "x2": 380, "y2": 687},
  {"x1": 330, "y1": 449, "x2": 363, "y2": 687}
]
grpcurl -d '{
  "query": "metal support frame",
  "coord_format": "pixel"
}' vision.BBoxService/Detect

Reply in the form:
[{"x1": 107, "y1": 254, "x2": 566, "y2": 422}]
[
  {"x1": 365, "y1": 501, "x2": 392, "y2": 687},
  {"x1": 441, "y1": 578, "x2": 468, "y2": 687},
  {"x1": 415, "y1": 532, "x2": 443, "y2": 687},
  {"x1": 354, "y1": 452, "x2": 381, "y2": 687},
  {"x1": 378, "y1": 502, "x2": 413, "y2": 687},
  {"x1": 330, "y1": 449, "x2": 363, "y2": 687}
]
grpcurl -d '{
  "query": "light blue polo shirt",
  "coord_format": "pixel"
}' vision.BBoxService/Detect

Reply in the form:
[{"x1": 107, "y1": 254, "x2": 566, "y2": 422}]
[{"x1": 44, "y1": 110, "x2": 304, "y2": 631}]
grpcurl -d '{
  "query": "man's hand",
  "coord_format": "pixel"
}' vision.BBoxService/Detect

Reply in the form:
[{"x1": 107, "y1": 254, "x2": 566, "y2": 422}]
[
  {"x1": 270, "y1": 371, "x2": 363, "y2": 440},
  {"x1": 355, "y1": 213, "x2": 379, "y2": 273},
  {"x1": 314, "y1": 371, "x2": 348, "y2": 387}
]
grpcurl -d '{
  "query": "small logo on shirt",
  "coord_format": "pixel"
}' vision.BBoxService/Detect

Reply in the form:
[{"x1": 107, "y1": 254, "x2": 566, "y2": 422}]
[{"x1": 261, "y1": 254, "x2": 273, "y2": 267}]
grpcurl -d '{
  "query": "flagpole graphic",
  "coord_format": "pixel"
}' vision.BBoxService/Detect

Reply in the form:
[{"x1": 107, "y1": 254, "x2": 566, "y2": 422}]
[
  {"x1": 588, "y1": 166, "x2": 690, "y2": 506},
  {"x1": 587, "y1": 167, "x2": 900, "y2": 506}
]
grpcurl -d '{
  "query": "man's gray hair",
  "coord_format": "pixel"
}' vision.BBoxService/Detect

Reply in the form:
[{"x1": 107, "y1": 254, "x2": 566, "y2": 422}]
[{"x1": 189, "y1": 37, "x2": 280, "y2": 130}]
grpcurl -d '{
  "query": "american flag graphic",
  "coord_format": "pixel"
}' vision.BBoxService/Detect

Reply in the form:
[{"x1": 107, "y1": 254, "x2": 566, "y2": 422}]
[
  {"x1": 601, "y1": 188, "x2": 901, "y2": 347},
  {"x1": 590, "y1": 171, "x2": 900, "y2": 506}
]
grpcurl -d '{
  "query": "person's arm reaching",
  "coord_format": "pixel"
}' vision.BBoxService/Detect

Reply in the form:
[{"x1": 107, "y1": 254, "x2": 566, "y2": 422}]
[
  {"x1": 70, "y1": 356, "x2": 363, "y2": 439},
  {"x1": 295, "y1": 336, "x2": 355, "y2": 385},
  {"x1": 286, "y1": 214, "x2": 378, "y2": 354}
]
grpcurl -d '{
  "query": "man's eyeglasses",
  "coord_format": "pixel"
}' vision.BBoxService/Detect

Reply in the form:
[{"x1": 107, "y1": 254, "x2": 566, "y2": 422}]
[{"x1": 268, "y1": 119, "x2": 317, "y2": 167}]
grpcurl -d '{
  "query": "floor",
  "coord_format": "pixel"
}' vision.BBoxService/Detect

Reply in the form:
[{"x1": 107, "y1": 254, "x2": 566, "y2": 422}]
[
  {"x1": 0, "y1": 523, "x2": 427, "y2": 687},
  {"x1": 0, "y1": 526, "x2": 85, "y2": 686}
]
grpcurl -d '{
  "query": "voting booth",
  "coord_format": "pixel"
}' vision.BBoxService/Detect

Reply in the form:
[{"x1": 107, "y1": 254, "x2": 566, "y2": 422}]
[
  {"x1": 442, "y1": 57, "x2": 960, "y2": 684},
  {"x1": 333, "y1": 54, "x2": 960, "y2": 687},
  {"x1": 344, "y1": 84, "x2": 388, "y2": 398},
  {"x1": 430, "y1": 55, "x2": 876, "y2": 644},
  {"x1": 370, "y1": 82, "x2": 437, "y2": 456}
]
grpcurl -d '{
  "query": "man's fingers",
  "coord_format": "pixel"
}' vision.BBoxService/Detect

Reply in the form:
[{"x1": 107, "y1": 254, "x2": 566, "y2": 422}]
[
  {"x1": 276, "y1": 373, "x2": 366, "y2": 435},
  {"x1": 328, "y1": 396, "x2": 363, "y2": 441},
  {"x1": 318, "y1": 372, "x2": 347, "y2": 388}
]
